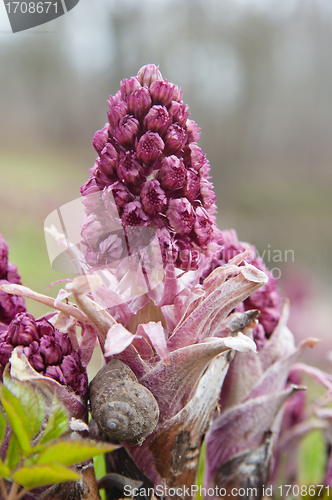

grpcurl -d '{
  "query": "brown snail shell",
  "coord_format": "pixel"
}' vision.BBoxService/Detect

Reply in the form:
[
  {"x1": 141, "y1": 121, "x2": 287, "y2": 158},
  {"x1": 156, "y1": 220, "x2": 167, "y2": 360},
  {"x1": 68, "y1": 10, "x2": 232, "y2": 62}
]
[{"x1": 89, "y1": 359, "x2": 159, "y2": 445}]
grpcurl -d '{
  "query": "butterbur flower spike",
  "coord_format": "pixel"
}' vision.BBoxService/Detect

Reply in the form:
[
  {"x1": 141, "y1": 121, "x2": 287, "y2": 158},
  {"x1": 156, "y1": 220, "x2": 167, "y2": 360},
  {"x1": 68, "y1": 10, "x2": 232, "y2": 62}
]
[
  {"x1": 1, "y1": 66, "x2": 322, "y2": 499},
  {"x1": 81, "y1": 64, "x2": 222, "y2": 286}
]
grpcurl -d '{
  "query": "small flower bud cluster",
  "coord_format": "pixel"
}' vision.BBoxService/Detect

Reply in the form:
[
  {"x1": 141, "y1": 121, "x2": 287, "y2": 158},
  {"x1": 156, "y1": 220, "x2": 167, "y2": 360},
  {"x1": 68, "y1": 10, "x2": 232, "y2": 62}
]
[
  {"x1": 0, "y1": 312, "x2": 88, "y2": 398},
  {"x1": 0, "y1": 234, "x2": 26, "y2": 325},
  {"x1": 203, "y1": 229, "x2": 281, "y2": 348},
  {"x1": 81, "y1": 65, "x2": 222, "y2": 271}
]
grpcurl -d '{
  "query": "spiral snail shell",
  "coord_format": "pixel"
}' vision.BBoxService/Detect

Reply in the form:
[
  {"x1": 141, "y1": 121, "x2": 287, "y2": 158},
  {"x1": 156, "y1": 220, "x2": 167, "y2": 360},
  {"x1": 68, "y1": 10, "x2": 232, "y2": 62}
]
[{"x1": 89, "y1": 359, "x2": 159, "y2": 445}]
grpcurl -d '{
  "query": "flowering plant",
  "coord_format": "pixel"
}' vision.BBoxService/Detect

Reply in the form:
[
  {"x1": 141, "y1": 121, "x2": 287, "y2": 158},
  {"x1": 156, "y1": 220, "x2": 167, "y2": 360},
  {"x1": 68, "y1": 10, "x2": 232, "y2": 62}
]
[{"x1": 0, "y1": 65, "x2": 331, "y2": 500}]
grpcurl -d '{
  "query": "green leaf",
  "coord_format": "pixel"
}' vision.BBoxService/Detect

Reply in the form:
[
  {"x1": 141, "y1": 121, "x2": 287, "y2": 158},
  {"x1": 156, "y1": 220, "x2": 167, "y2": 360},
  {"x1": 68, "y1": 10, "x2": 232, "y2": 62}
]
[
  {"x1": 0, "y1": 463, "x2": 10, "y2": 477},
  {"x1": 36, "y1": 439, "x2": 116, "y2": 467},
  {"x1": 5, "y1": 433, "x2": 20, "y2": 471},
  {"x1": 0, "y1": 385, "x2": 32, "y2": 455},
  {"x1": 298, "y1": 429, "x2": 327, "y2": 484},
  {"x1": 12, "y1": 463, "x2": 79, "y2": 488},
  {"x1": 38, "y1": 398, "x2": 68, "y2": 445},
  {"x1": 93, "y1": 454, "x2": 106, "y2": 480},
  {"x1": 0, "y1": 408, "x2": 6, "y2": 444},
  {"x1": 196, "y1": 441, "x2": 205, "y2": 500},
  {"x1": 93, "y1": 455, "x2": 107, "y2": 500},
  {"x1": 3, "y1": 368, "x2": 45, "y2": 438}
]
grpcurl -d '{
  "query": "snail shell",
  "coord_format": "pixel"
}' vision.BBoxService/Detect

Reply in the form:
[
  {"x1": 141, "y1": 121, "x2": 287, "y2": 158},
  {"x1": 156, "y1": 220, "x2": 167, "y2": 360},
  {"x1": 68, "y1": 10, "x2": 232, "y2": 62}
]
[{"x1": 89, "y1": 359, "x2": 159, "y2": 444}]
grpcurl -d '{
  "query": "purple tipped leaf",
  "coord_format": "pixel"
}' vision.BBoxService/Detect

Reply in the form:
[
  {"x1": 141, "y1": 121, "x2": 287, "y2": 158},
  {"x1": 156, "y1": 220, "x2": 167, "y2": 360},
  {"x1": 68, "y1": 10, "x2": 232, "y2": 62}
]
[
  {"x1": 205, "y1": 386, "x2": 303, "y2": 486},
  {"x1": 167, "y1": 263, "x2": 268, "y2": 350},
  {"x1": 208, "y1": 264, "x2": 268, "y2": 336},
  {"x1": 259, "y1": 301, "x2": 295, "y2": 370},
  {"x1": 219, "y1": 349, "x2": 264, "y2": 410},
  {"x1": 248, "y1": 337, "x2": 319, "y2": 401},
  {"x1": 140, "y1": 334, "x2": 256, "y2": 422}
]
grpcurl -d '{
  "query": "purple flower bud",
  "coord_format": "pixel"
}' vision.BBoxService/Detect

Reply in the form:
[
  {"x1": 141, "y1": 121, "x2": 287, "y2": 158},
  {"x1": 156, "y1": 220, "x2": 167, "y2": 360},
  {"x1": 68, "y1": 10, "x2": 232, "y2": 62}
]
[
  {"x1": 80, "y1": 176, "x2": 103, "y2": 197},
  {"x1": 116, "y1": 150, "x2": 145, "y2": 189},
  {"x1": 136, "y1": 131, "x2": 165, "y2": 166},
  {"x1": 6, "y1": 263, "x2": 21, "y2": 285},
  {"x1": 140, "y1": 180, "x2": 167, "y2": 216},
  {"x1": 157, "y1": 155, "x2": 186, "y2": 190},
  {"x1": 166, "y1": 198, "x2": 195, "y2": 235},
  {"x1": 94, "y1": 158, "x2": 117, "y2": 188},
  {"x1": 114, "y1": 115, "x2": 140, "y2": 147},
  {"x1": 6, "y1": 312, "x2": 39, "y2": 346},
  {"x1": 193, "y1": 207, "x2": 213, "y2": 246},
  {"x1": 0, "y1": 285, "x2": 26, "y2": 325},
  {"x1": 97, "y1": 232, "x2": 125, "y2": 266},
  {"x1": 120, "y1": 76, "x2": 141, "y2": 98},
  {"x1": 0, "y1": 235, "x2": 8, "y2": 279},
  {"x1": 258, "y1": 307, "x2": 280, "y2": 336},
  {"x1": 45, "y1": 365, "x2": 67, "y2": 385},
  {"x1": 107, "y1": 101, "x2": 128, "y2": 131},
  {"x1": 99, "y1": 143, "x2": 118, "y2": 178},
  {"x1": 122, "y1": 201, "x2": 150, "y2": 227},
  {"x1": 137, "y1": 64, "x2": 163, "y2": 87},
  {"x1": 168, "y1": 101, "x2": 189, "y2": 127},
  {"x1": 0, "y1": 342, "x2": 13, "y2": 370},
  {"x1": 150, "y1": 79, "x2": 182, "y2": 106},
  {"x1": 108, "y1": 90, "x2": 122, "y2": 107},
  {"x1": 101, "y1": 186, "x2": 120, "y2": 220},
  {"x1": 186, "y1": 119, "x2": 201, "y2": 142},
  {"x1": 174, "y1": 235, "x2": 200, "y2": 271},
  {"x1": 61, "y1": 355, "x2": 88, "y2": 396},
  {"x1": 106, "y1": 181, "x2": 133, "y2": 209},
  {"x1": 183, "y1": 143, "x2": 207, "y2": 171},
  {"x1": 24, "y1": 341, "x2": 45, "y2": 371},
  {"x1": 40, "y1": 335, "x2": 63, "y2": 365},
  {"x1": 200, "y1": 179, "x2": 217, "y2": 211},
  {"x1": 127, "y1": 87, "x2": 152, "y2": 120},
  {"x1": 92, "y1": 123, "x2": 109, "y2": 153},
  {"x1": 164, "y1": 124, "x2": 187, "y2": 155},
  {"x1": 54, "y1": 331, "x2": 73, "y2": 356},
  {"x1": 182, "y1": 169, "x2": 200, "y2": 201},
  {"x1": 81, "y1": 214, "x2": 107, "y2": 252},
  {"x1": 143, "y1": 105, "x2": 171, "y2": 135}
]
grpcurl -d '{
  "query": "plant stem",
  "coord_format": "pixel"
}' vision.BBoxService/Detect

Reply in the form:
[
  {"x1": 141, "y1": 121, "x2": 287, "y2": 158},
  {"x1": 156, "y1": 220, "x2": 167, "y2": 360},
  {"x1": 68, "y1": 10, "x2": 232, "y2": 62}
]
[
  {"x1": 14, "y1": 487, "x2": 29, "y2": 500},
  {"x1": 0, "y1": 477, "x2": 9, "y2": 500},
  {"x1": 7, "y1": 481, "x2": 19, "y2": 500}
]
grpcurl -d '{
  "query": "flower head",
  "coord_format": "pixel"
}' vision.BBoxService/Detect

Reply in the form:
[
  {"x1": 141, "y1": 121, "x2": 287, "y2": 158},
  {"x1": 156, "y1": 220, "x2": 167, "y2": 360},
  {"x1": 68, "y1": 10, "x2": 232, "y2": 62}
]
[
  {"x1": 0, "y1": 312, "x2": 88, "y2": 398},
  {"x1": 81, "y1": 65, "x2": 222, "y2": 274}
]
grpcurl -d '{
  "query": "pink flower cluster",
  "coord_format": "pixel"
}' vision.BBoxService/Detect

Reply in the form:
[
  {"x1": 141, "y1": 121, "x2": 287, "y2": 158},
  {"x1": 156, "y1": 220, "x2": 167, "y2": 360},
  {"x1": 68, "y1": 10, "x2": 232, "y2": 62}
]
[
  {"x1": 81, "y1": 64, "x2": 222, "y2": 272},
  {"x1": 0, "y1": 311, "x2": 88, "y2": 398},
  {"x1": 0, "y1": 234, "x2": 26, "y2": 325}
]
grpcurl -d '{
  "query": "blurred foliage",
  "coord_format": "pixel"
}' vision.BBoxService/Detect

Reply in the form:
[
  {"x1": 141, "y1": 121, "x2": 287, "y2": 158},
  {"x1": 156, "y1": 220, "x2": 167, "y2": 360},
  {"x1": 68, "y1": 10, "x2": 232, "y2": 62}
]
[
  {"x1": 1, "y1": 0, "x2": 332, "y2": 285},
  {"x1": 298, "y1": 429, "x2": 327, "y2": 486}
]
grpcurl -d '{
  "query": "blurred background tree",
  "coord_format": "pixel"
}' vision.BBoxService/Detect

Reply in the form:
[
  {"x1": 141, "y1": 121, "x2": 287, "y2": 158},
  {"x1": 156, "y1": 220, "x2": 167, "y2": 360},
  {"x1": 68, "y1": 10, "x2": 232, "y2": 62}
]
[{"x1": 1, "y1": 0, "x2": 331, "y2": 365}]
